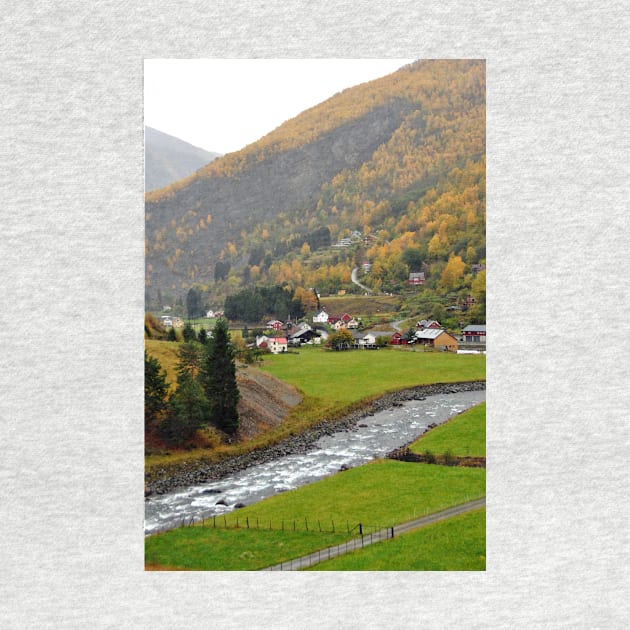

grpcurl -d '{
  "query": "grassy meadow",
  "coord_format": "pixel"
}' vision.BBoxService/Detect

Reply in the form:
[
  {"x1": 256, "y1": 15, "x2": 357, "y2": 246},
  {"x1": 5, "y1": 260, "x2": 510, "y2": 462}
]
[
  {"x1": 145, "y1": 459, "x2": 485, "y2": 570},
  {"x1": 260, "y1": 345, "x2": 485, "y2": 405},
  {"x1": 305, "y1": 508, "x2": 486, "y2": 571},
  {"x1": 410, "y1": 402, "x2": 486, "y2": 458}
]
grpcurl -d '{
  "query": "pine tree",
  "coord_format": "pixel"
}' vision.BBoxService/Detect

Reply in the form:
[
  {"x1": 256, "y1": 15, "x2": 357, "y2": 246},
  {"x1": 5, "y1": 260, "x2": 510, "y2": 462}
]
[
  {"x1": 144, "y1": 351, "x2": 168, "y2": 431},
  {"x1": 201, "y1": 319, "x2": 240, "y2": 435},
  {"x1": 182, "y1": 321, "x2": 196, "y2": 341},
  {"x1": 159, "y1": 374, "x2": 209, "y2": 445}
]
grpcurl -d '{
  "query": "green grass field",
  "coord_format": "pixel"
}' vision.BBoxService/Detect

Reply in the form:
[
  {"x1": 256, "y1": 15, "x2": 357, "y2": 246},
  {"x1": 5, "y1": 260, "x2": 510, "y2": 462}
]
[
  {"x1": 410, "y1": 402, "x2": 486, "y2": 458},
  {"x1": 145, "y1": 460, "x2": 485, "y2": 570},
  {"x1": 305, "y1": 508, "x2": 486, "y2": 571},
  {"x1": 260, "y1": 345, "x2": 485, "y2": 405}
]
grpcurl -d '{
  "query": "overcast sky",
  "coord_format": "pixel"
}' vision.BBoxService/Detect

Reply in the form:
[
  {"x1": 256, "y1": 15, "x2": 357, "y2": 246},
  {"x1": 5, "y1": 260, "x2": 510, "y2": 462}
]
[{"x1": 144, "y1": 59, "x2": 415, "y2": 154}]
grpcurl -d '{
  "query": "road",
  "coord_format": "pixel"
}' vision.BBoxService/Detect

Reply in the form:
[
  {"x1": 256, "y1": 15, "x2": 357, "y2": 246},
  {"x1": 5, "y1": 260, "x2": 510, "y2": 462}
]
[
  {"x1": 350, "y1": 267, "x2": 373, "y2": 294},
  {"x1": 260, "y1": 496, "x2": 486, "y2": 571}
]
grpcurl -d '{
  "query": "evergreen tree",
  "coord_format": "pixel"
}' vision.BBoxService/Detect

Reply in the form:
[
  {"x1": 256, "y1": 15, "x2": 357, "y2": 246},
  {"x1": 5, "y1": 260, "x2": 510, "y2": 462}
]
[
  {"x1": 167, "y1": 327, "x2": 177, "y2": 342},
  {"x1": 144, "y1": 351, "x2": 168, "y2": 431},
  {"x1": 158, "y1": 374, "x2": 209, "y2": 445},
  {"x1": 182, "y1": 321, "x2": 196, "y2": 341},
  {"x1": 186, "y1": 287, "x2": 204, "y2": 318},
  {"x1": 201, "y1": 319, "x2": 240, "y2": 435},
  {"x1": 197, "y1": 328, "x2": 208, "y2": 344},
  {"x1": 176, "y1": 341, "x2": 204, "y2": 382}
]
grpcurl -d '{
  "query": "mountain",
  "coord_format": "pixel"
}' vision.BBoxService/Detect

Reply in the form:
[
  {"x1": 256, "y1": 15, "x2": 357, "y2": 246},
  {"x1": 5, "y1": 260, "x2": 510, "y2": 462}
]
[
  {"x1": 145, "y1": 60, "x2": 485, "y2": 313},
  {"x1": 145, "y1": 126, "x2": 221, "y2": 192}
]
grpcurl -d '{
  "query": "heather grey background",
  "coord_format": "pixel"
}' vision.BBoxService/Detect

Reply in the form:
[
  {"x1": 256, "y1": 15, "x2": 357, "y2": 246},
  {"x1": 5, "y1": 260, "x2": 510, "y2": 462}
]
[{"x1": 2, "y1": 1, "x2": 629, "y2": 628}]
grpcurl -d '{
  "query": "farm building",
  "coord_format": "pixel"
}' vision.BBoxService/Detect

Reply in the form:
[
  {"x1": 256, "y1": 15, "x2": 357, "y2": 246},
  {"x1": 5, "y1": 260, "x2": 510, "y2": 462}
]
[
  {"x1": 462, "y1": 324, "x2": 486, "y2": 344},
  {"x1": 288, "y1": 327, "x2": 321, "y2": 346},
  {"x1": 412, "y1": 328, "x2": 458, "y2": 352}
]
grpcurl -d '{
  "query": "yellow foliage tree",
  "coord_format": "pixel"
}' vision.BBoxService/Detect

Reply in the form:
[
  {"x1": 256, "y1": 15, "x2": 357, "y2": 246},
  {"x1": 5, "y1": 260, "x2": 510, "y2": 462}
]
[{"x1": 439, "y1": 254, "x2": 466, "y2": 290}]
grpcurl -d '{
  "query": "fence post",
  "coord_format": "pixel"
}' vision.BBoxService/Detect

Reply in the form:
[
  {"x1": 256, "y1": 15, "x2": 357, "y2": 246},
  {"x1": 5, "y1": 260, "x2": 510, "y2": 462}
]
[
  {"x1": 246, "y1": 516, "x2": 249, "y2": 529},
  {"x1": 318, "y1": 520, "x2": 321, "y2": 532},
  {"x1": 305, "y1": 517, "x2": 309, "y2": 532},
  {"x1": 331, "y1": 519, "x2": 335, "y2": 533},
  {"x1": 359, "y1": 523, "x2": 363, "y2": 535}
]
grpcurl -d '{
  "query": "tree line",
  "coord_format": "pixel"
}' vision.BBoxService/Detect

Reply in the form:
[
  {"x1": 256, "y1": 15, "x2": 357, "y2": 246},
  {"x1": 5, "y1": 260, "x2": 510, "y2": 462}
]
[{"x1": 224, "y1": 285, "x2": 306, "y2": 322}]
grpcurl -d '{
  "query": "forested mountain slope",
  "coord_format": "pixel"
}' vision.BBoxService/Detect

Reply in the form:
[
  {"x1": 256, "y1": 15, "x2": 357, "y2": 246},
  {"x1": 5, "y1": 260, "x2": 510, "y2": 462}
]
[
  {"x1": 145, "y1": 126, "x2": 221, "y2": 192},
  {"x1": 145, "y1": 60, "x2": 485, "y2": 311}
]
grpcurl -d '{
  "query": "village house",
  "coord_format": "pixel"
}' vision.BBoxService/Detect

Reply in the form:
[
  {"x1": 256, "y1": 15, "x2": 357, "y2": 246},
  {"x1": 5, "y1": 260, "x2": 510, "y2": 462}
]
[
  {"x1": 416, "y1": 319, "x2": 441, "y2": 330},
  {"x1": 288, "y1": 327, "x2": 321, "y2": 346},
  {"x1": 462, "y1": 324, "x2": 486, "y2": 344},
  {"x1": 412, "y1": 328, "x2": 458, "y2": 352},
  {"x1": 408, "y1": 272, "x2": 426, "y2": 286},
  {"x1": 266, "y1": 319, "x2": 284, "y2": 331},
  {"x1": 352, "y1": 331, "x2": 390, "y2": 349},
  {"x1": 346, "y1": 317, "x2": 360, "y2": 329},
  {"x1": 267, "y1": 337, "x2": 288, "y2": 354},
  {"x1": 312, "y1": 310, "x2": 329, "y2": 323},
  {"x1": 332, "y1": 319, "x2": 347, "y2": 331},
  {"x1": 390, "y1": 331, "x2": 407, "y2": 345}
]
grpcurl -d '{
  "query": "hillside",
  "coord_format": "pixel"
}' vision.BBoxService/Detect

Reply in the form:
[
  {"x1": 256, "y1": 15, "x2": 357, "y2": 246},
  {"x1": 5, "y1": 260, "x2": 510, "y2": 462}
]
[
  {"x1": 145, "y1": 60, "x2": 485, "y2": 317},
  {"x1": 145, "y1": 126, "x2": 221, "y2": 192}
]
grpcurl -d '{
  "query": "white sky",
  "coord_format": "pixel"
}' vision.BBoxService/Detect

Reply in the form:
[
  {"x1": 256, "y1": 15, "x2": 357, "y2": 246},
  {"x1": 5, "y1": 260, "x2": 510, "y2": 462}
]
[{"x1": 144, "y1": 59, "x2": 415, "y2": 154}]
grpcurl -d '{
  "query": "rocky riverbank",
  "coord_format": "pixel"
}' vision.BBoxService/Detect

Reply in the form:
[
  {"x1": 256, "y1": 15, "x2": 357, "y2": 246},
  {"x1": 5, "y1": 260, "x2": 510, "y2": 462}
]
[{"x1": 145, "y1": 380, "x2": 485, "y2": 496}]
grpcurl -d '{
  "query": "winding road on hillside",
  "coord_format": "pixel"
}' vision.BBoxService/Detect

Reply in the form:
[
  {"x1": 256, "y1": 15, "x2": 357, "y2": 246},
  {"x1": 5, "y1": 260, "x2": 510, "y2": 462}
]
[
  {"x1": 350, "y1": 267, "x2": 373, "y2": 294},
  {"x1": 260, "y1": 496, "x2": 486, "y2": 571}
]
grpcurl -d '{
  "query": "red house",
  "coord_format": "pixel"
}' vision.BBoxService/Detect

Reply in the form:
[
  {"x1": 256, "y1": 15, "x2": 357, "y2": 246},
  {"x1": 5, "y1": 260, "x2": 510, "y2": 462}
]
[{"x1": 390, "y1": 332, "x2": 408, "y2": 346}]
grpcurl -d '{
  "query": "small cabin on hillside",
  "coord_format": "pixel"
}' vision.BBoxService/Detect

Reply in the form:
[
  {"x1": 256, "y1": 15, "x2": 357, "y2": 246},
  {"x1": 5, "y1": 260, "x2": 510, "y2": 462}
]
[{"x1": 408, "y1": 272, "x2": 426, "y2": 286}]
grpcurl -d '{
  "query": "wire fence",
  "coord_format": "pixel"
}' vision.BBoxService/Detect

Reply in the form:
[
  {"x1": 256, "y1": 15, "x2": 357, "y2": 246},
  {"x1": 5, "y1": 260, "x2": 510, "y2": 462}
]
[{"x1": 152, "y1": 513, "x2": 392, "y2": 538}]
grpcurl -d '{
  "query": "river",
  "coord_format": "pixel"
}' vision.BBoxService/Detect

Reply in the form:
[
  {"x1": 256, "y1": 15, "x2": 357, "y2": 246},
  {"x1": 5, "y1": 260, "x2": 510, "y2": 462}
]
[{"x1": 144, "y1": 388, "x2": 485, "y2": 534}]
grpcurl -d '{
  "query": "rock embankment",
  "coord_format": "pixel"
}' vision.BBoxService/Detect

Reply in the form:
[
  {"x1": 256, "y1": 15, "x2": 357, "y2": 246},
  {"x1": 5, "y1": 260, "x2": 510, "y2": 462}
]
[{"x1": 145, "y1": 381, "x2": 485, "y2": 496}]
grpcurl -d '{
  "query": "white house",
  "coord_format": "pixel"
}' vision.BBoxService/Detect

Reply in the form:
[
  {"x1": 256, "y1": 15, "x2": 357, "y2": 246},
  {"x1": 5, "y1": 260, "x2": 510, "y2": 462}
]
[
  {"x1": 267, "y1": 337, "x2": 288, "y2": 354},
  {"x1": 312, "y1": 310, "x2": 329, "y2": 323}
]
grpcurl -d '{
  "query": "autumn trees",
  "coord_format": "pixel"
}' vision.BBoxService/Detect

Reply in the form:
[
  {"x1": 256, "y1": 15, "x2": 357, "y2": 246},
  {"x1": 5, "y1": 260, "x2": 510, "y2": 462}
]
[{"x1": 145, "y1": 60, "x2": 485, "y2": 307}]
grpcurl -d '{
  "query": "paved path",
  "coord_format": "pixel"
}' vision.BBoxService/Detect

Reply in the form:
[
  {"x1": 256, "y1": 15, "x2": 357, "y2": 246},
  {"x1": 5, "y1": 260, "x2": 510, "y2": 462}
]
[{"x1": 260, "y1": 497, "x2": 486, "y2": 571}]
